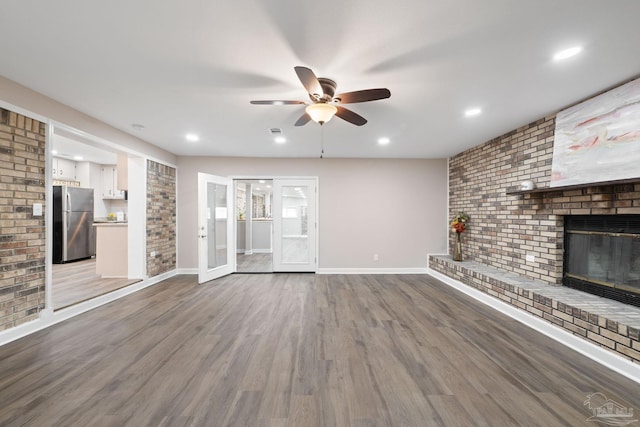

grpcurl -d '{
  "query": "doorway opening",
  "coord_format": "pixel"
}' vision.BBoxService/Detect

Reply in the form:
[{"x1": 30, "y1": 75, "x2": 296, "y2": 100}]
[
  {"x1": 49, "y1": 125, "x2": 144, "y2": 310},
  {"x1": 235, "y1": 179, "x2": 273, "y2": 273},
  {"x1": 197, "y1": 175, "x2": 318, "y2": 282}
]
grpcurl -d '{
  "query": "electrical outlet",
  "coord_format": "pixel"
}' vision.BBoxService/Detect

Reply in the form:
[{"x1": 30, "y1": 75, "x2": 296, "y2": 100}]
[
  {"x1": 373, "y1": 254, "x2": 379, "y2": 261},
  {"x1": 526, "y1": 254, "x2": 535, "y2": 263}
]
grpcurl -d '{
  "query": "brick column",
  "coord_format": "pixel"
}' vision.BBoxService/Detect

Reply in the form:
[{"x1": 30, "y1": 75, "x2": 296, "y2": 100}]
[{"x1": 0, "y1": 108, "x2": 46, "y2": 330}]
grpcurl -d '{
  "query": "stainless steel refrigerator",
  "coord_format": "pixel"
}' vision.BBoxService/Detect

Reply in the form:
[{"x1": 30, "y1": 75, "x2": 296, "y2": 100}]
[{"x1": 53, "y1": 186, "x2": 95, "y2": 263}]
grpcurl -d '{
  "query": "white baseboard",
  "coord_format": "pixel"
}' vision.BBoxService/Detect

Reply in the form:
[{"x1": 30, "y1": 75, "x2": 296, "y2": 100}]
[
  {"x1": 427, "y1": 268, "x2": 640, "y2": 384},
  {"x1": 0, "y1": 269, "x2": 178, "y2": 348},
  {"x1": 176, "y1": 268, "x2": 198, "y2": 275},
  {"x1": 317, "y1": 268, "x2": 429, "y2": 275}
]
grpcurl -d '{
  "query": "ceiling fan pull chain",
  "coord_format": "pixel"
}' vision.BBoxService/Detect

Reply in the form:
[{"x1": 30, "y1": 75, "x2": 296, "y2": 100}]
[{"x1": 320, "y1": 125, "x2": 325, "y2": 159}]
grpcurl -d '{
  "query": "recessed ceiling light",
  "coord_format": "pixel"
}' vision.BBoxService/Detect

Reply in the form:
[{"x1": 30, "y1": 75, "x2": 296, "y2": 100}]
[
  {"x1": 186, "y1": 133, "x2": 199, "y2": 142},
  {"x1": 553, "y1": 46, "x2": 582, "y2": 61},
  {"x1": 465, "y1": 108, "x2": 482, "y2": 117},
  {"x1": 51, "y1": 149, "x2": 58, "y2": 155},
  {"x1": 73, "y1": 155, "x2": 83, "y2": 161},
  {"x1": 256, "y1": 187, "x2": 261, "y2": 191},
  {"x1": 259, "y1": 180, "x2": 265, "y2": 184},
  {"x1": 274, "y1": 136, "x2": 286, "y2": 144},
  {"x1": 378, "y1": 137, "x2": 390, "y2": 145},
  {"x1": 132, "y1": 123, "x2": 145, "y2": 131}
]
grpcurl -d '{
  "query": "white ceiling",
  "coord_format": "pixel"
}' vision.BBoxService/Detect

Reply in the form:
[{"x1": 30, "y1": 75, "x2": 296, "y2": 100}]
[{"x1": 1, "y1": 1, "x2": 639, "y2": 159}]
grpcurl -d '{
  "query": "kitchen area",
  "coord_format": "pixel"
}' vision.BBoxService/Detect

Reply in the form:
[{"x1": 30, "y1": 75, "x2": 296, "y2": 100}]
[{"x1": 51, "y1": 133, "x2": 139, "y2": 310}]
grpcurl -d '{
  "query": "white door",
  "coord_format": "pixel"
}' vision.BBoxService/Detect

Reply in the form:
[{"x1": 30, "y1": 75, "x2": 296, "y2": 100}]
[
  {"x1": 198, "y1": 173, "x2": 234, "y2": 283},
  {"x1": 273, "y1": 179, "x2": 317, "y2": 272}
]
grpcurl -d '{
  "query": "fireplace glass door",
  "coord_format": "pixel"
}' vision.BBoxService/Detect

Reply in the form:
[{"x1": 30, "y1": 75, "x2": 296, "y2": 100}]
[{"x1": 564, "y1": 215, "x2": 640, "y2": 306}]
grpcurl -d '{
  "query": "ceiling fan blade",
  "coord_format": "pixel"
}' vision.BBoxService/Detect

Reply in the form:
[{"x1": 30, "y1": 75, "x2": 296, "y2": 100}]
[
  {"x1": 250, "y1": 100, "x2": 305, "y2": 105},
  {"x1": 335, "y1": 88, "x2": 391, "y2": 104},
  {"x1": 294, "y1": 66, "x2": 322, "y2": 97},
  {"x1": 335, "y1": 106, "x2": 367, "y2": 126},
  {"x1": 294, "y1": 113, "x2": 311, "y2": 126}
]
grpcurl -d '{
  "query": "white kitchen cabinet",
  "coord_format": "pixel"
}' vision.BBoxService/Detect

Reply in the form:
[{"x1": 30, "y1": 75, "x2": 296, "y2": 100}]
[
  {"x1": 52, "y1": 157, "x2": 76, "y2": 180},
  {"x1": 101, "y1": 165, "x2": 125, "y2": 199}
]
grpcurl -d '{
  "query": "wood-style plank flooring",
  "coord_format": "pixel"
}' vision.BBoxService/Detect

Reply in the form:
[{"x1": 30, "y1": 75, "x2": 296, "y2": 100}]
[
  {"x1": 237, "y1": 253, "x2": 272, "y2": 273},
  {"x1": 52, "y1": 258, "x2": 140, "y2": 310},
  {"x1": 1, "y1": 273, "x2": 639, "y2": 426}
]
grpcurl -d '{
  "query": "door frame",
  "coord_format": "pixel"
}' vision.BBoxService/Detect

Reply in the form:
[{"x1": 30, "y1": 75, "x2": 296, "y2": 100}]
[{"x1": 230, "y1": 176, "x2": 319, "y2": 273}]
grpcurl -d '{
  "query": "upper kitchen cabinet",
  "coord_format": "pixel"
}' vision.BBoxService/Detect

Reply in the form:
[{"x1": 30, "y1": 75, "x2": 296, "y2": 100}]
[
  {"x1": 101, "y1": 165, "x2": 126, "y2": 199},
  {"x1": 52, "y1": 157, "x2": 76, "y2": 180},
  {"x1": 75, "y1": 161, "x2": 102, "y2": 189}
]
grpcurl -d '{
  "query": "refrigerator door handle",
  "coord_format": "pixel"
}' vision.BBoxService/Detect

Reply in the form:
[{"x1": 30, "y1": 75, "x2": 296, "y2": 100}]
[{"x1": 66, "y1": 192, "x2": 72, "y2": 230}]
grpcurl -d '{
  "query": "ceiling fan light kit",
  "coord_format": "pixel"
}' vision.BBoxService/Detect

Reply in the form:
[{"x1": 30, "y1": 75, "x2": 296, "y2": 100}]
[
  {"x1": 305, "y1": 103, "x2": 337, "y2": 125},
  {"x1": 250, "y1": 66, "x2": 390, "y2": 127}
]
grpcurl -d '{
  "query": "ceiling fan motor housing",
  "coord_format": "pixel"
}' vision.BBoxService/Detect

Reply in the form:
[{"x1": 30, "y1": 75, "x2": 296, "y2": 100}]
[{"x1": 317, "y1": 78, "x2": 337, "y2": 102}]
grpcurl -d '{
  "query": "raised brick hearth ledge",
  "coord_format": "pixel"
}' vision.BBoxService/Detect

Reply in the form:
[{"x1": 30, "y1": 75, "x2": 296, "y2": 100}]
[{"x1": 429, "y1": 255, "x2": 640, "y2": 364}]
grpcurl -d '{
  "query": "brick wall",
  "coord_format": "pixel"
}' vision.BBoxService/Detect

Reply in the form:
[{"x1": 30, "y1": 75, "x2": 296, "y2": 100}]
[
  {"x1": 0, "y1": 108, "x2": 46, "y2": 331},
  {"x1": 146, "y1": 160, "x2": 176, "y2": 277},
  {"x1": 450, "y1": 98, "x2": 640, "y2": 285}
]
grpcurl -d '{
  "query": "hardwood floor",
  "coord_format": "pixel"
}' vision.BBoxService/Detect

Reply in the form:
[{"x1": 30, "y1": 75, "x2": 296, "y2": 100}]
[
  {"x1": 237, "y1": 253, "x2": 272, "y2": 273},
  {"x1": 52, "y1": 258, "x2": 140, "y2": 310},
  {"x1": 1, "y1": 273, "x2": 639, "y2": 426}
]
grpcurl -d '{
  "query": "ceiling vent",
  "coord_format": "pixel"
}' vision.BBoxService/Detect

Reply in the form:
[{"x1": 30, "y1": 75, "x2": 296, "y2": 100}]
[{"x1": 269, "y1": 128, "x2": 283, "y2": 135}]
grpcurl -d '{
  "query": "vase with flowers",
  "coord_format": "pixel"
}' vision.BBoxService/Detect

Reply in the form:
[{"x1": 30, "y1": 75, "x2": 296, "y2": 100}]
[{"x1": 450, "y1": 211, "x2": 469, "y2": 261}]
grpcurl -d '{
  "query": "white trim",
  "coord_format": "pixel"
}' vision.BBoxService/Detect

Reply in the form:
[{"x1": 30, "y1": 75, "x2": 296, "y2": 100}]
[
  {"x1": 0, "y1": 270, "x2": 177, "y2": 348},
  {"x1": 251, "y1": 249, "x2": 272, "y2": 254},
  {"x1": 43, "y1": 122, "x2": 55, "y2": 318},
  {"x1": 176, "y1": 268, "x2": 198, "y2": 275},
  {"x1": 445, "y1": 157, "x2": 451, "y2": 256},
  {"x1": 427, "y1": 267, "x2": 640, "y2": 384},
  {"x1": 318, "y1": 268, "x2": 429, "y2": 275}
]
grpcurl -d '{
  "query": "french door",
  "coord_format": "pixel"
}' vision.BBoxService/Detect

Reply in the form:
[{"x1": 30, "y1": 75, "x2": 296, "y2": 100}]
[
  {"x1": 198, "y1": 173, "x2": 234, "y2": 283},
  {"x1": 272, "y1": 179, "x2": 317, "y2": 272}
]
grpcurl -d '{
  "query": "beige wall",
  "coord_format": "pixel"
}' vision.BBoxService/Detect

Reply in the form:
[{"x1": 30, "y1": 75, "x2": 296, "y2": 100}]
[{"x1": 177, "y1": 157, "x2": 448, "y2": 270}]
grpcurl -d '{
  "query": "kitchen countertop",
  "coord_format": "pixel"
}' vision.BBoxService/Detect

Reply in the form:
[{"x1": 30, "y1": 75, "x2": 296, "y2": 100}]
[
  {"x1": 93, "y1": 221, "x2": 128, "y2": 226},
  {"x1": 94, "y1": 217, "x2": 128, "y2": 224}
]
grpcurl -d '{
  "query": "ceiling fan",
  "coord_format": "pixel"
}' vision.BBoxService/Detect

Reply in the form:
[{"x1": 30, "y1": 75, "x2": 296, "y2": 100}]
[{"x1": 250, "y1": 66, "x2": 391, "y2": 126}]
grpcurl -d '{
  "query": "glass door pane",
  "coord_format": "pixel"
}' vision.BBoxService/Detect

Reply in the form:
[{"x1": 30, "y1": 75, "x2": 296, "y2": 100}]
[
  {"x1": 207, "y1": 182, "x2": 228, "y2": 269},
  {"x1": 281, "y1": 185, "x2": 309, "y2": 263},
  {"x1": 273, "y1": 179, "x2": 317, "y2": 272},
  {"x1": 198, "y1": 173, "x2": 234, "y2": 283}
]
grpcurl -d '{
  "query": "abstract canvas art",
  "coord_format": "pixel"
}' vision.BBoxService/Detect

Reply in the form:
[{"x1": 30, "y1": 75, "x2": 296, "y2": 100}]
[{"x1": 550, "y1": 77, "x2": 640, "y2": 187}]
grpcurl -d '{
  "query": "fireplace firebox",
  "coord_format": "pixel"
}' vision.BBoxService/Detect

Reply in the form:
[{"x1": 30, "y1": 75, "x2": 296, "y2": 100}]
[{"x1": 564, "y1": 215, "x2": 640, "y2": 307}]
